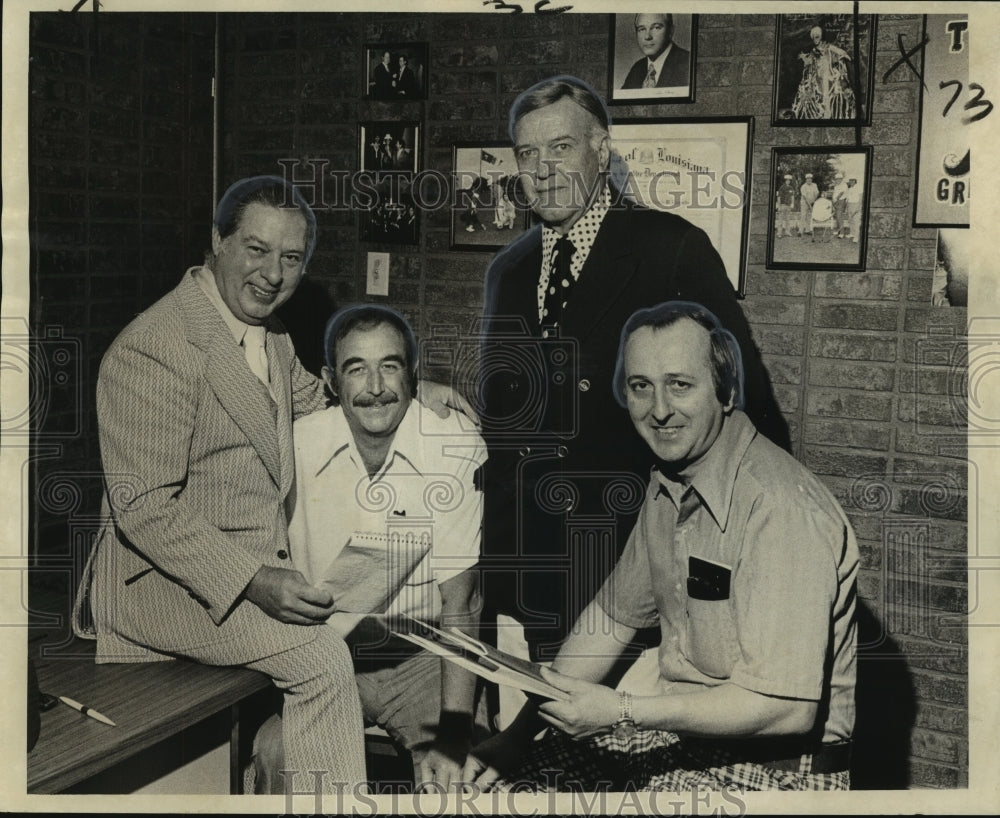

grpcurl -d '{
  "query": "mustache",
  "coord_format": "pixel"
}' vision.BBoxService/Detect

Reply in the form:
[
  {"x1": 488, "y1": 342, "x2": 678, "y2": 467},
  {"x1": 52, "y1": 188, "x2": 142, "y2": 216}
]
[{"x1": 352, "y1": 393, "x2": 399, "y2": 408}]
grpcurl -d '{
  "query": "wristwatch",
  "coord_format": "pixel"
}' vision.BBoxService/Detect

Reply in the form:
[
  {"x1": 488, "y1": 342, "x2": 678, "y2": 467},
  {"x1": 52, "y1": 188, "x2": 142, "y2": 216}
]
[{"x1": 612, "y1": 690, "x2": 637, "y2": 741}]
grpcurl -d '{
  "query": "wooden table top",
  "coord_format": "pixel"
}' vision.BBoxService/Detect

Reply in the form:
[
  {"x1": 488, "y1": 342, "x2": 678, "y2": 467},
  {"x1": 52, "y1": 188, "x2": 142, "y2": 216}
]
[{"x1": 27, "y1": 628, "x2": 271, "y2": 794}]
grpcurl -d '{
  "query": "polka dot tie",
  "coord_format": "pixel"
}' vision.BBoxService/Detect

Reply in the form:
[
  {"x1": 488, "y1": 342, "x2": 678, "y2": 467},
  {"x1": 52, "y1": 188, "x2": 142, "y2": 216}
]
[{"x1": 543, "y1": 235, "x2": 576, "y2": 327}]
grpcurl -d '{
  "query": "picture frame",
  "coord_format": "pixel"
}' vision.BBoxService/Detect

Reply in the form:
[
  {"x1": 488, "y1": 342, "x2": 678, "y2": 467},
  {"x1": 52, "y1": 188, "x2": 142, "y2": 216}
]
[
  {"x1": 450, "y1": 142, "x2": 531, "y2": 252},
  {"x1": 931, "y1": 228, "x2": 969, "y2": 307},
  {"x1": 607, "y1": 13, "x2": 696, "y2": 105},
  {"x1": 608, "y1": 117, "x2": 752, "y2": 296},
  {"x1": 771, "y1": 14, "x2": 877, "y2": 126},
  {"x1": 766, "y1": 146, "x2": 873, "y2": 271},
  {"x1": 363, "y1": 42, "x2": 428, "y2": 101},
  {"x1": 358, "y1": 120, "x2": 421, "y2": 245}
]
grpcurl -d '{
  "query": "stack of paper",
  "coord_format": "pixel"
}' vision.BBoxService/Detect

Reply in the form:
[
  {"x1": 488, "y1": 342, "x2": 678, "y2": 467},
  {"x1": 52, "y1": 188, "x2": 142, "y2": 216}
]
[{"x1": 389, "y1": 614, "x2": 568, "y2": 701}]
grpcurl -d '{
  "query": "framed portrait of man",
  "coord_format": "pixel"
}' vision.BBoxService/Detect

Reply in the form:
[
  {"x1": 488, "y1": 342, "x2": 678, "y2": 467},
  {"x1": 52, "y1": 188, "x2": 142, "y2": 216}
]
[
  {"x1": 607, "y1": 13, "x2": 697, "y2": 105},
  {"x1": 772, "y1": 14, "x2": 877, "y2": 125}
]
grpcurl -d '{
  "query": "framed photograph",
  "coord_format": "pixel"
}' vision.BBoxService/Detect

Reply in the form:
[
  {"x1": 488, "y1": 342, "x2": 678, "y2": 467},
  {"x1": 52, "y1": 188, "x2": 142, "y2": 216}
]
[
  {"x1": 772, "y1": 14, "x2": 877, "y2": 126},
  {"x1": 360, "y1": 120, "x2": 419, "y2": 174},
  {"x1": 358, "y1": 121, "x2": 420, "y2": 245},
  {"x1": 450, "y1": 143, "x2": 531, "y2": 252},
  {"x1": 766, "y1": 146, "x2": 873, "y2": 271},
  {"x1": 608, "y1": 117, "x2": 752, "y2": 296},
  {"x1": 608, "y1": 13, "x2": 696, "y2": 105},
  {"x1": 914, "y1": 14, "x2": 970, "y2": 227},
  {"x1": 932, "y1": 228, "x2": 969, "y2": 307},
  {"x1": 364, "y1": 42, "x2": 428, "y2": 101}
]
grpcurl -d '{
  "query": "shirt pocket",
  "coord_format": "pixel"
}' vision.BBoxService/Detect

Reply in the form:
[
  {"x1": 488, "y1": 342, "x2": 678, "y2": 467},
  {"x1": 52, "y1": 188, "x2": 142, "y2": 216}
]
[{"x1": 685, "y1": 596, "x2": 738, "y2": 680}]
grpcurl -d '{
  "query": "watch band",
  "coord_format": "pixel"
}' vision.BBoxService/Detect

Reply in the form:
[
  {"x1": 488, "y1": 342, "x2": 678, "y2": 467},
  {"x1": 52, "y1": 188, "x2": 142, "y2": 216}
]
[
  {"x1": 612, "y1": 690, "x2": 637, "y2": 740},
  {"x1": 619, "y1": 690, "x2": 633, "y2": 723}
]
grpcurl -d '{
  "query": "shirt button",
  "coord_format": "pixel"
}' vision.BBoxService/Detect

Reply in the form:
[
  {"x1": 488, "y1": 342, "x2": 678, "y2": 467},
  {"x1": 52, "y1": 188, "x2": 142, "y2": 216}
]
[
  {"x1": 578, "y1": 378, "x2": 591, "y2": 392},
  {"x1": 277, "y1": 549, "x2": 289, "y2": 560},
  {"x1": 556, "y1": 445, "x2": 569, "y2": 458},
  {"x1": 542, "y1": 329, "x2": 551, "y2": 339},
  {"x1": 518, "y1": 446, "x2": 531, "y2": 457}
]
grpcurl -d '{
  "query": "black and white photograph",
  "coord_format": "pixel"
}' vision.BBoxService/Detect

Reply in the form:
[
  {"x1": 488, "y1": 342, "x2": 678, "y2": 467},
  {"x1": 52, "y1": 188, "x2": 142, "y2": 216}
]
[
  {"x1": 359, "y1": 121, "x2": 420, "y2": 244},
  {"x1": 772, "y1": 14, "x2": 876, "y2": 125},
  {"x1": 5, "y1": 3, "x2": 998, "y2": 813},
  {"x1": 607, "y1": 13, "x2": 696, "y2": 104},
  {"x1": 932, "y1": 228, "x2": 969, "y2": 307},
  {"x1": 358, "y1": 174, "x2": 420, "y2": 245},
  {"x1": 767, "y1": 146, "x2": 872, "y2": 270},
  {"x1": 450, "y1": 143, "x2": 530, "y2": 251},
  {"x1": 364, "y1": 42, "x2": 428, "y2": 101},
  {"x1": 360, "y1": 120, "x2": 420, "y2": 174}
]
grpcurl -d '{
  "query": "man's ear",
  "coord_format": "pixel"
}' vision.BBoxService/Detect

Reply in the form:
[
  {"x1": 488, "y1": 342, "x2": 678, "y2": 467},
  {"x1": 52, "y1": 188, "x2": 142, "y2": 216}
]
[
  {"x1": 722, "y1": 390, "x2": 736, "y2": 415},
  {"x1": 211, "y1": 226, "x2": 223, "y2": 257},
  {"x1": 597, "y1": 134, "x2": 611, "y2": 172},
  {"x1": 321, "y1": 366, "x2": 339, "y2": 403}
]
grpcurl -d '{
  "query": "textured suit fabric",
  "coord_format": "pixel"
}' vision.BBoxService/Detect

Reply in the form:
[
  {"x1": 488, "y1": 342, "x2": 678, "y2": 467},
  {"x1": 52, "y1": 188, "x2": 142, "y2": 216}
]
[
  {"x1": 87, "y1": 268, "x2": 366, "y2": 786},
  {"x1": 479, "y1": 199, "x2": 784, "y2": 658},
  {"x1": 622, "y1": 44, "x2": 691, "y2": 90}
]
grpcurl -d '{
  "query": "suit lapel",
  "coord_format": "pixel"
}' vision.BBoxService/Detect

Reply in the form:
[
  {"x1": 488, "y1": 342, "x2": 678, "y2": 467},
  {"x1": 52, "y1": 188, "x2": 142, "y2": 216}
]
[
  {"x1": 176, "y1": 272, "x2": 282, "y2": 487},
  {"x1": 498, "y1": 228, "x2": 545, "y2": 334},
  {"x1": 562, "y1": 206, "x2": 637, "y2": 340}
]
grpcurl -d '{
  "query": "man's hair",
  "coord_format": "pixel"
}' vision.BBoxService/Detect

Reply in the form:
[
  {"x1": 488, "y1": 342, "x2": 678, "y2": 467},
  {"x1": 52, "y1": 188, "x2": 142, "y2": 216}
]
[
  {"x1": 633, "y1": 12, "x2": 673, "y2": 31},
  {"x1": 508, "y1": 75, "x2": 611, "y2": 144},
  {"x1": 612, "y1": 300, "x2": 744, "y2": 410},
  {"x1": 214, "y1": 175, "x2": 317, "y2": 269},
  {"x1": 323, "y1": 304, "x2": 419, "y2": 393}
]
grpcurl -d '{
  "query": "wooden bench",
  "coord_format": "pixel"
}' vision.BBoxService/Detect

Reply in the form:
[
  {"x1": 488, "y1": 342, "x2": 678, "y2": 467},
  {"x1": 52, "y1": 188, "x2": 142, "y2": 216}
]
[{"x1": 28, "y1": 627, "x2": 271, "y2": 794}]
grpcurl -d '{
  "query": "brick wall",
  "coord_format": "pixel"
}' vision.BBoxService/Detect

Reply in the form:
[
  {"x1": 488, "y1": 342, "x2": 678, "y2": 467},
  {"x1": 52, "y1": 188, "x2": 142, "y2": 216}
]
[
  {"x1": 28, "y1": 12, "x2": 216, "y2": 593},
  {"x1": 219, "y1": 11, "x2": 968, "y2": 788},
  {"x1": 26, "y1": 9, "x2": 967, "y2": 789}
]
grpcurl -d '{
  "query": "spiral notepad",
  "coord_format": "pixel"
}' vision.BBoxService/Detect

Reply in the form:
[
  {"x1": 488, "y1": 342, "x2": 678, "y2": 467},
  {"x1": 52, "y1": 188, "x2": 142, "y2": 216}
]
[{"x1": 319, "y1": 531, "x2": 431, "y2": 614}]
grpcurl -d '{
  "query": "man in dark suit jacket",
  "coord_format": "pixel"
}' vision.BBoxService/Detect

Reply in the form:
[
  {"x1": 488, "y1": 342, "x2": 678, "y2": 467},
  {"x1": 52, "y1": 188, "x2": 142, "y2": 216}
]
[
  {"x1": 372, "y1": 50, "x2": 395, "y2": 99},
  {"x1": 621, "y1": 13, "x2": 691, "y2": 90},
  {"x1": 477, "y1": 76, "x2": 787, "y2": 661},
  {"x1": 395, "y1": 54, "x2": 418, "y2": 98}
]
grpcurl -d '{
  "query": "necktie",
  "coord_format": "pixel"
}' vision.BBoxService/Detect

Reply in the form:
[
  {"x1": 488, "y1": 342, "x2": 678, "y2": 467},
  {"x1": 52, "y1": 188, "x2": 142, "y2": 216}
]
[
  {"x1": 542, "y1": 235, "x2": 576, "y2": 326},
  {"x1": 243, "y1": 325, "x2": 270, "y2": 389},
  {"x1": 643, "y1": 62, "x2": 657, "y2": 88}
]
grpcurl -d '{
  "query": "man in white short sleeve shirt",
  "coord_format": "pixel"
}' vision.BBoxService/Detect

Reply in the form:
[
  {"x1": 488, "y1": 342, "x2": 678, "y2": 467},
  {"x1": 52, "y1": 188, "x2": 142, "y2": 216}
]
[{"x1": 255, "y1": 304, "x2": 489, "y2": 790}]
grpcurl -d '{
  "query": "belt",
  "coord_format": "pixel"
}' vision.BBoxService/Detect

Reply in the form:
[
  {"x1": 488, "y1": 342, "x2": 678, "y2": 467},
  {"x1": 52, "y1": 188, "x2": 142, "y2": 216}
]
[{"x1": 686, "y1": 738, "x2": 852, "y2": 775}]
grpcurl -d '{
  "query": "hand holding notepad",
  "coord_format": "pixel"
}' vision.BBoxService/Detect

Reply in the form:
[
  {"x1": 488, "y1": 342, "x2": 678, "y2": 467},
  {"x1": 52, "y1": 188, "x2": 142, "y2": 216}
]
[{"x1": 319, "y1": 531, "x2": 431, "y2": 614}]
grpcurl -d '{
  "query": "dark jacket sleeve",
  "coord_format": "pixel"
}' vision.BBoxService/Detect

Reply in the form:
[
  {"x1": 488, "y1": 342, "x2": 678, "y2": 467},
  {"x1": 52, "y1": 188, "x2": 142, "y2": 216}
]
[{"x1": 666, "y1": 221, "x2": 789, "y2": 450}]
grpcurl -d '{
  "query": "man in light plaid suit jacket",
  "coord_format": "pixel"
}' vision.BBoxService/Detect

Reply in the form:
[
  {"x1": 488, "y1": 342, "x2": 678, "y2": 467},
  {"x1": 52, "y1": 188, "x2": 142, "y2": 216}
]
[{"x1": 84, "y1": 176, "x2": 370, "y2": 791}]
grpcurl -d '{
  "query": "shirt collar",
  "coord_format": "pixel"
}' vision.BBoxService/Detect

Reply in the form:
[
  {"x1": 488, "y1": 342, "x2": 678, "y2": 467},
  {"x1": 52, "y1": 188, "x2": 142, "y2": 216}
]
[
  {"x1": 315, "y1": 401, "x2": 424, "y2": 479},
  {"x1": 191, "y1": 265, "x2": 254, "y2": 345},
  {"x1": 541, "y1": 181, "x2": 612, "y2": 265},
  {"x1": 647, "y1": 43, "x2": 674, "y2": 77},
  {"x1": 653, "y1": 410, "x2": 757, "y2": 531}
]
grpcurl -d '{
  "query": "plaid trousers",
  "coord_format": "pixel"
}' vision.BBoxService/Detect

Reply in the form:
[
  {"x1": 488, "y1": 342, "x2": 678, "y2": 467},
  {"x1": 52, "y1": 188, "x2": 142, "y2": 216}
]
[{"x1": 497, "y1": 728, "x2": 849, "y2": 792}]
